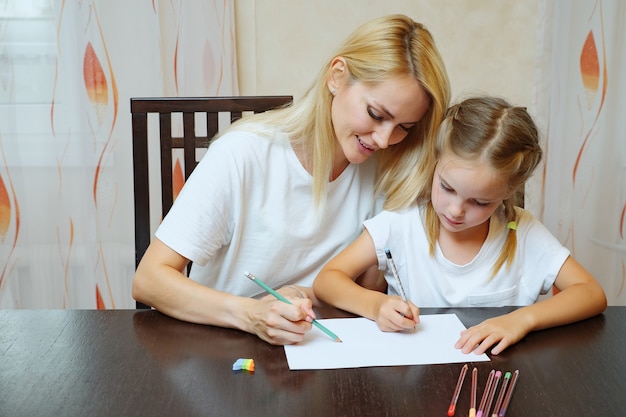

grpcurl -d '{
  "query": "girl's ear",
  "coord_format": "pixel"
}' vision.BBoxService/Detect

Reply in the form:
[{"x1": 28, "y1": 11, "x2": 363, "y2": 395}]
[{"x1": 327, "y1": 56, "x2": 347, "y2": 94}]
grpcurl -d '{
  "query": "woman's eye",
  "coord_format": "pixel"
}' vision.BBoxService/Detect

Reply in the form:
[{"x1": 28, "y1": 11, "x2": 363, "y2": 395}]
[
  {"x1": 398, "y1": 124, "x2": 411, "y2": 133},
  {"x1": 367, "y1": 107, "x2": 383, "y2": 121},
  {"x1": 474, "y1": 200, "x2": 490, "y2": 207},
  {"x1": 440, "y1": 183, "x2": 452, "y2": 193}
]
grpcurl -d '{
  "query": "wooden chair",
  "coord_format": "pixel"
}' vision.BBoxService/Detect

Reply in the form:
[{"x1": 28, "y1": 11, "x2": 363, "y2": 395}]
[{"x1": 131, "y1": 96, "x2": 293, "y2": 308}]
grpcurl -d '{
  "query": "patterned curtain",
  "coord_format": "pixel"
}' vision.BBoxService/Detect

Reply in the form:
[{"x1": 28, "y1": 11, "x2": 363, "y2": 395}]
[
  {"x1": 535, "y1": 0, "x2": 626, "y2": 305},
  {"x1": 0, "y1": 0, "x2": 238, "y2": 308}
]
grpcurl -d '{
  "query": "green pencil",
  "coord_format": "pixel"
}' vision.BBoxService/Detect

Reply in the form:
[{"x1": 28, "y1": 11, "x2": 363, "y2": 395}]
[{"x1": 244, "y1": 272, "x2": 342, "y2": 342}]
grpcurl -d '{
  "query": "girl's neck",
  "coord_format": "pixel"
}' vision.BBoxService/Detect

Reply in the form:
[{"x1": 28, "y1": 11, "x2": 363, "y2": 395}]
[{"x1": 437, "y1": 220, "x2": 490, "y2": 265}]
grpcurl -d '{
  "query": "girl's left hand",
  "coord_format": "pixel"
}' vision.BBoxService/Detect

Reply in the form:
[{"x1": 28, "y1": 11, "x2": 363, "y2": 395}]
[{"x1": 454, "y1": 313, "x2": 533, "y2": 355}]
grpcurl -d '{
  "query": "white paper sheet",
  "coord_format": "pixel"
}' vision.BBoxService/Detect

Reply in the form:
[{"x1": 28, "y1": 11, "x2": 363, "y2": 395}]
[{"x1": 284, "y1": 314, "x2": 490, "y2": 370}]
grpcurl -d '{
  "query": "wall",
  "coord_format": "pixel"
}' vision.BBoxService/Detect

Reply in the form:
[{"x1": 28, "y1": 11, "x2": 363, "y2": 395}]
[{"x1": 234, "y1": 0, "x2": 539, "y2": 106}]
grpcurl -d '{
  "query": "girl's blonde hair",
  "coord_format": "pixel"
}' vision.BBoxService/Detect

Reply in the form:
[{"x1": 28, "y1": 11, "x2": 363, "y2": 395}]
[
  {"x1": 223, "y1": 14, "x2": 450, "y2": 212},
  {"x1": 422, "y1": 96, "x2": 543, "y2": 277}
]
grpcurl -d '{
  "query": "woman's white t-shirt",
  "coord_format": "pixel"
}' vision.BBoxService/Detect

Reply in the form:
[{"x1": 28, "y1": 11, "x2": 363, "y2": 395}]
[
  {"x1": 364, "y1": 205, "x2": 570, "y2": 307},
  {"x1": 156, "y1": 126, "x2": 380, "y2": 298}
]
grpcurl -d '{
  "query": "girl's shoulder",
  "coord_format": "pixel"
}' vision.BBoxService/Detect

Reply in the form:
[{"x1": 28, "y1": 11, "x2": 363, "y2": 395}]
[{"x1": 367, "y1": 203, "x2": 422, "y2": 227}]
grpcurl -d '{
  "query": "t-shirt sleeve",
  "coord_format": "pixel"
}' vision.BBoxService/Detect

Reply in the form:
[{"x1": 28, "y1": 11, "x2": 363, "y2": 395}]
[
  {"x1": 363, "y1": 210, "x2": 396, "y2": 271},
  {"x1": 155, "y1": 132, "x2": 251, "y2": 265},
  {"x1": 518, "y1": 210, "x2": 571, "y2": 294}
]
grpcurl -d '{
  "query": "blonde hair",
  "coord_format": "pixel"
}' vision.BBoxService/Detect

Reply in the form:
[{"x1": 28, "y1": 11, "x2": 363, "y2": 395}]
[
  {"x1": 422, "y1": 96, "x2": 542, "y2": 277},
  {"x1": 224, "y1": 14, "x2": 450, "y2": 212}
]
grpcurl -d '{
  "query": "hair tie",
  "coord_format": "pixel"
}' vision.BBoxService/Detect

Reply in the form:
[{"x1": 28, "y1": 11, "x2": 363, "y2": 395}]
[{"x1": 507, "y1": 221, "x2": 517, "y2": 231}]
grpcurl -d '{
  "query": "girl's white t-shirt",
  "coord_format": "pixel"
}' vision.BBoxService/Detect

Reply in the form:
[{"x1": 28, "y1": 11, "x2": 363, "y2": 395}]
[
  {"x1": 364, "y1": 205, "x2": 570, "y2": 307},
  {"x1": 156, "y1": 126, "x2": 380, "y2": 298}
]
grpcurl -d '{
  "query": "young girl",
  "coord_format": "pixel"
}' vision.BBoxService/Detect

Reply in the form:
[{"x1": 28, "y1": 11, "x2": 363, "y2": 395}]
[{"x1": 313, "y1": 96, "x2": 607, "y2": 355}]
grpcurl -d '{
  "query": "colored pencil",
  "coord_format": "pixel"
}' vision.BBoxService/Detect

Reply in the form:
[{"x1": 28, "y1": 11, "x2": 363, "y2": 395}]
[
  {"x1": 448, "y1": 364, "x2": 468, "y2": 416},
  {"x1": 498, "y1": 370, "x2": 519, "y2": 417},
  {"x1": 476, "y1": 369, "x2": 495, "y2": 417},
  {"x1": 484, "y1": 371, "x2": 501, "y2": 416},
  {"x1": 244, "y1": 272, "x2": 342, "y2": 342},
  {"x1": 469, "y1": 367, "x2": 478, "y2": 417},
  {"x1": 491, "y1": 371, "x2": 511, "y2": 417}
]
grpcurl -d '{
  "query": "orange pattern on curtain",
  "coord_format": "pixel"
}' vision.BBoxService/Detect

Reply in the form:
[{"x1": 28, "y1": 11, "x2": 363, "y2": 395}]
[
  {"x1": 173, "y1": 158, "x2": 184, "y2": 201},
  {"x1": 0, "y1": 168, "x2": 20, "y2": 293}
]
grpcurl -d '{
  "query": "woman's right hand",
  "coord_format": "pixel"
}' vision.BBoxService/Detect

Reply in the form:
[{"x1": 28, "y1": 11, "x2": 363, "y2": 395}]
[
  {"x1": 374, "y1": 296, "x2": 420, "y2": 332},
  {"x1": 246, "y1": 296, "x2": 314, "y2": 345}
]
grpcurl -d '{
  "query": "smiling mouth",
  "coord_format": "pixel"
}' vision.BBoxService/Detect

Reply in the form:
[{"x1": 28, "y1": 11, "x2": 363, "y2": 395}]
[{"x1": 358, "y1": 137, "x2": 375, "y2": 151}]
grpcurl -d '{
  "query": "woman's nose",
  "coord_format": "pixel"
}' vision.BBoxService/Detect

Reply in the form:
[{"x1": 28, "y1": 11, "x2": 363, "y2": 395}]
[{"x1": 372, "y1": 125, "x2": 397, "y2": 149}]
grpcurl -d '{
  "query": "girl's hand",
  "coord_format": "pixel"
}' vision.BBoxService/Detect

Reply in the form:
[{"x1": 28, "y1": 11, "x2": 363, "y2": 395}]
[
  {"x1": 374, "y1": 296, "x2": 420, "y2": 332},
  {"x1": 455, "y1": 312, "x2": 533, "y2": 355}
]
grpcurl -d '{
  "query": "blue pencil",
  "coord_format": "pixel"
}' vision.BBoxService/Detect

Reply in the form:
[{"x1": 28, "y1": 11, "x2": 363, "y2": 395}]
[{"x1": 244, "y1": 272, "x2": 342, "y2": 342}]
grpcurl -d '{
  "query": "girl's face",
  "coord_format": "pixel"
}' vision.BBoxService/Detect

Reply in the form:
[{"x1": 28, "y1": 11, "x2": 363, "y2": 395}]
[
  {"x1": 431, "y1": 151, "x2": 508, "y2": 238},
  {"x1": 330, "y1": 69, "x2": 430, "y2": 168}
]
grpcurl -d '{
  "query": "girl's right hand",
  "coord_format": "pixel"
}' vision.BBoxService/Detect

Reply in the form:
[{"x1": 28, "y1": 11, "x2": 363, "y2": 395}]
[{"x1": 374, "y1": 296, "x2": 420, "y2": 332}]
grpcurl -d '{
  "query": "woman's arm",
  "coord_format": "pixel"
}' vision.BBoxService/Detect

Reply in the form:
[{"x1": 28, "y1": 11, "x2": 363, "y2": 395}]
[
  {"x1": 313, "y1": 230, "x2": 419, "y2": 331},
  {"x1": 456, "y1": 256, "x2": 607, "y2": 355},
  {"x1": 132, "y1": 238, "x2": 314, "y2": 345}
]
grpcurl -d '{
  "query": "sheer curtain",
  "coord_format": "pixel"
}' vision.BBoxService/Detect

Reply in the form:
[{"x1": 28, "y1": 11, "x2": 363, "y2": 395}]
[
  {"x1": 0, "y1": 0, "x2": 237, "y2": 308},
  {"x1": 534, "y1": 0, "x2": 626, "y2": 305}
]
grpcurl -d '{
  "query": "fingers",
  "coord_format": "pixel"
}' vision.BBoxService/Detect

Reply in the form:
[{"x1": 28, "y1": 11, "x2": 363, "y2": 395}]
[
  {"x1": 252, "y1": 299, "x2": 313, "y2": 345},
  {"x1": 376, "y1": 297, "x2": 420, "y2": 332},
  {"x1": 455, "y1": 322, "x2": 518, "y2": 355}
]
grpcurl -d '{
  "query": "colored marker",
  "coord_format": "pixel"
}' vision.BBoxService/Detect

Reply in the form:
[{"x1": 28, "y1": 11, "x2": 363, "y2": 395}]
[
  {"x1": 384, "y1": 248, "x2": 413, "y2": 319},
  {"x1": 498, "y1": 370, "x2": 519, "y2": 417},
  {"x1": 244, "y1": 272, "x2": 342, "y2": 342},
  {"x1": 491, "y1": 371, "x2": 511, "y2": 417},
  {"x1": 469, "y1": 367, "x2": 478, "y2": 417},
  {"x1": 483, "y1": 371, "x2": 502, "y2": 416},
  {"x1": 448, "y1": 364, "x2": 468, "y2": 416},
  {"x1": 476, "y1": 369, "x2": 495, "y2": 417}
]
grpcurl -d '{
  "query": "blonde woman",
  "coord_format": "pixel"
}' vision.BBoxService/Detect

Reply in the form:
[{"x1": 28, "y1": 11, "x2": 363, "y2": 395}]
[{"x1": 133, "y1": 14, "x2": 450, "y2": 345}]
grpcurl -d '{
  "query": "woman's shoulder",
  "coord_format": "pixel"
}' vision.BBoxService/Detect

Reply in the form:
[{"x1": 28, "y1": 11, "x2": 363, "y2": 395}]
[{"x1": 214, "y1": 123, "x2": 287, "y2": 147}]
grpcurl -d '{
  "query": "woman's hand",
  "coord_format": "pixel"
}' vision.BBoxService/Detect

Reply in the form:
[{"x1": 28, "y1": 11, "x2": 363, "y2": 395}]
[
  {"x1": 247, "y1": 296, "x2": 314, "y2": 345},
  {"x1": 374, "y1": 295, "x2": 420, "y2": 332}
]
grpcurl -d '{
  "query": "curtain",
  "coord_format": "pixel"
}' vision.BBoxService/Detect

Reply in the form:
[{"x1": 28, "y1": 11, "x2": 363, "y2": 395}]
[
  {"x1": 535, "y1": 0, "x2": 626, "y2": 305},
  {"x1": 0, "y1": 0, "x2": 238, "y2": 308}
]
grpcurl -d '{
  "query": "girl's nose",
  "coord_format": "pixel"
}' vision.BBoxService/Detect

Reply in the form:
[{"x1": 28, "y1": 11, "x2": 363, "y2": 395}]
[{"x1": 449, "y1": 199, "x2": 465, "y2": 217}]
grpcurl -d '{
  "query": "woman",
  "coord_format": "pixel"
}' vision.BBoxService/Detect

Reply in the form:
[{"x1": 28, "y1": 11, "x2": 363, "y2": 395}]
[{"x1": 132, "y1": 14, "x2": 451, "y2": 345}]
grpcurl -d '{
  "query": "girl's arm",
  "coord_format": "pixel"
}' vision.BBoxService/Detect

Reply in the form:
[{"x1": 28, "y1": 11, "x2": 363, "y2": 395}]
[
  {"x1": 313, "y1": 230, "x2": 419, "y2": 331},
  {"x1": 456, "y1": 256, "x2": 607, "y2": 355},
  {"x1": 132, "y1": 238, "x2": 315, "y2": 345}
]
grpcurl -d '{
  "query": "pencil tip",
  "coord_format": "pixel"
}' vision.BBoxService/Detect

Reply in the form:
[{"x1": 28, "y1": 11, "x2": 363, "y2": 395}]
[{"x1": 336, "y1": 338, "x2": 343, "y2": 343}]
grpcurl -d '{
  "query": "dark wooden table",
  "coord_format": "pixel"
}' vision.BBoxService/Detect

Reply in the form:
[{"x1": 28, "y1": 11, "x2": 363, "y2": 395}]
[{"x1": 1, "y1": 307, "x2": 623, "y2": 417}]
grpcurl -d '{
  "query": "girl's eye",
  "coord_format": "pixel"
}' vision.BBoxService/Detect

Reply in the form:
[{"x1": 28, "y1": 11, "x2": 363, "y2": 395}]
[
  {"x1": 367, "y1": 107, "x2": 383, "y2": 121},
  {"x1": 474, "y1": 200, "x2": 491, "y2": 207},
  {"x1": 440, "y1": 182, "x2": 453, "y2": 193}
]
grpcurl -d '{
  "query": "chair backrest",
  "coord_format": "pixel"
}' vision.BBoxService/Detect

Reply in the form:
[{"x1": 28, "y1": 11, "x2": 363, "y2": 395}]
[{"x1": 131, "y1": 96, "x2": 293, "y2": 308}]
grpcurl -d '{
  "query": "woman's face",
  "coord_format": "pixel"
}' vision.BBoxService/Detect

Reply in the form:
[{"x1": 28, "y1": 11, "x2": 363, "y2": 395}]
[{"x1": 330, "y1": 68, "x2": 430, "y2": 168}]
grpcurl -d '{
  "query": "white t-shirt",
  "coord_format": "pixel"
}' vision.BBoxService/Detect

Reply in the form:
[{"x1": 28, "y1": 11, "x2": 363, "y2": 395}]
[
  {"x1": 364, "y1": 205, "x2": 570, "y2": 307},
  {"x1": 156, "y1": 125, "x2": 380, "y2": 298}
]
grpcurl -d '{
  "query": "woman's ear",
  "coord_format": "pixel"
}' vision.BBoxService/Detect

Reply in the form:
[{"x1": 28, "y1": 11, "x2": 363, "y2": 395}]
[{"x1": 326, "y1": 57, "x2": 347, "y2": 94}]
